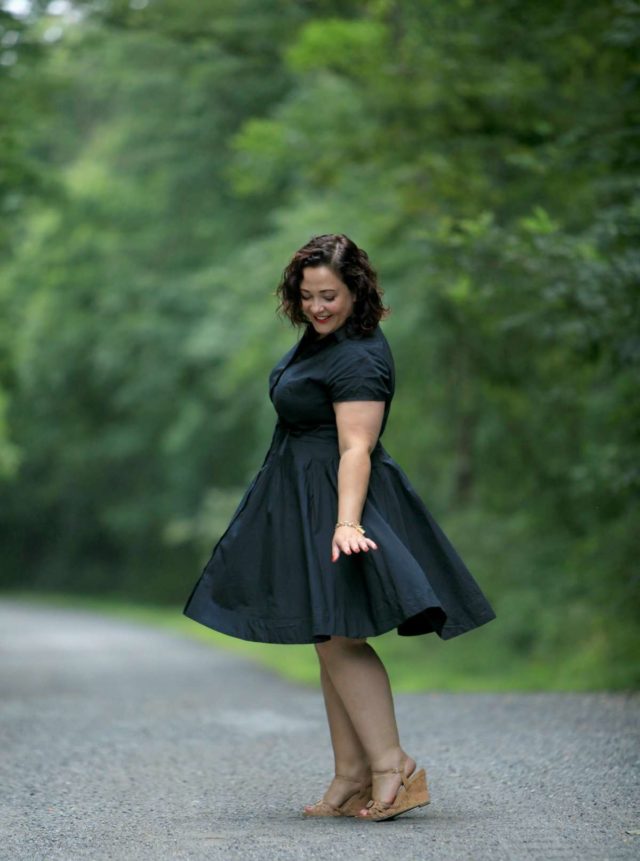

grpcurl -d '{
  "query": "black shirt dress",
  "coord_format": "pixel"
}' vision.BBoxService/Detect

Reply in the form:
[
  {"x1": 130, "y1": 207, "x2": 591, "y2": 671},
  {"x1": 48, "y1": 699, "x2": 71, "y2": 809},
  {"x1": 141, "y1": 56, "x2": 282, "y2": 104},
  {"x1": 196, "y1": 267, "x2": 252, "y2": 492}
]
[{"x1": 183, "y1": 320, "x2": 496, "y2": 644}]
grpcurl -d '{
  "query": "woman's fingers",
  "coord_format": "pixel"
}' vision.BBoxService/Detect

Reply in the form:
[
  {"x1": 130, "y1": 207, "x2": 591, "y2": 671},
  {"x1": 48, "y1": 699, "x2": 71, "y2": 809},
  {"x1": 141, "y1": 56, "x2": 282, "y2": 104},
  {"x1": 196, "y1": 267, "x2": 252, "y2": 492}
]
[
  {"x1": 332, "y1": 534, "x2": 378, "y2": 561},
  {"x1": 348, "y1": 536, "x2": 378, "y2": 553}
]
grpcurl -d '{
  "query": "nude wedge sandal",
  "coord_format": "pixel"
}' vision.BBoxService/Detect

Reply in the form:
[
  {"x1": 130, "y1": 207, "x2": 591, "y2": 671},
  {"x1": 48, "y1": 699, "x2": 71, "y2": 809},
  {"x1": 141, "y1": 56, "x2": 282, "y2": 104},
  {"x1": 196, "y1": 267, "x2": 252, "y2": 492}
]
[
  {"x1": 303, "y1": 775, "x2": 372, "y2": 818},
  {"x1": 357, "y1": 765, "x2": 430, "y2": 822}
]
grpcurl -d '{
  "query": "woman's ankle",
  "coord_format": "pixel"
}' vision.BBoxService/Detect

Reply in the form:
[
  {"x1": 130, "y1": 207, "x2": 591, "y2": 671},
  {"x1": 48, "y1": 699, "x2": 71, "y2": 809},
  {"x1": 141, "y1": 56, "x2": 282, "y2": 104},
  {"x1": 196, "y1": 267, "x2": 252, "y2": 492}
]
[
  {"x1": 333, "y1": 759, "x2": 371, "y2": 782},
  {"x1": 370, "y1": 746, "x2": 414, "y2": 775}
]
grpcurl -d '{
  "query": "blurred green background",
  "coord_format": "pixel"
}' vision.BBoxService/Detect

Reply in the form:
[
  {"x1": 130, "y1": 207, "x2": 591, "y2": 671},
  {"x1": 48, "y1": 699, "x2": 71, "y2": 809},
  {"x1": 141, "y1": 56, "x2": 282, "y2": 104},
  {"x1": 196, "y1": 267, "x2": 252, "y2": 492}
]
[{"x1": 1, "y1": 0, "x2": 638, "y2": 690}]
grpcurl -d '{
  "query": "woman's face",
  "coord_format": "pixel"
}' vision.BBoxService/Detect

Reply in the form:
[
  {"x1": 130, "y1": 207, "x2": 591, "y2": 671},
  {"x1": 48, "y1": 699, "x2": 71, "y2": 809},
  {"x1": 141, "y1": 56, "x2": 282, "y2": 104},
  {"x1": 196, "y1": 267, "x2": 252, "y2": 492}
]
[{"x1": 299, "y1": 265, "x2": 355, "y2": 338}]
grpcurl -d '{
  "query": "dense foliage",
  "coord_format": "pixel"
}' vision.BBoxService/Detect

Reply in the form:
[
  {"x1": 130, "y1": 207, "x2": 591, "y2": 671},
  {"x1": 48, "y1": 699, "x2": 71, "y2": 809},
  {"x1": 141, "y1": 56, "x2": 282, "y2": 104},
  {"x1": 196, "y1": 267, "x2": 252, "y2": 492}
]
[{"x1": 1, "y1": 0, "x2": 637, "y2": 688}]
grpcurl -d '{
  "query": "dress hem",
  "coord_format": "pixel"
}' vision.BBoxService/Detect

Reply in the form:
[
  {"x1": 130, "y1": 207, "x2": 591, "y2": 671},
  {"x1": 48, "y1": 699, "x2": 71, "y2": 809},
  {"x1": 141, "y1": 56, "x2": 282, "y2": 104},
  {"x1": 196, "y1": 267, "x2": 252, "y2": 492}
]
[{"x1": 182, "y1": 599, "x2": 496, "y2": 645}]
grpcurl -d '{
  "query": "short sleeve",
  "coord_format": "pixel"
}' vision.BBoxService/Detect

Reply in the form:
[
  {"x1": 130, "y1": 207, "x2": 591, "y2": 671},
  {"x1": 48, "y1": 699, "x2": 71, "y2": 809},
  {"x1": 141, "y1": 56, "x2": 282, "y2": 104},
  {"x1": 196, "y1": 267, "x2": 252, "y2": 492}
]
[{"x1": 326, "y1": 347, "x2": 393, "y2": 403}]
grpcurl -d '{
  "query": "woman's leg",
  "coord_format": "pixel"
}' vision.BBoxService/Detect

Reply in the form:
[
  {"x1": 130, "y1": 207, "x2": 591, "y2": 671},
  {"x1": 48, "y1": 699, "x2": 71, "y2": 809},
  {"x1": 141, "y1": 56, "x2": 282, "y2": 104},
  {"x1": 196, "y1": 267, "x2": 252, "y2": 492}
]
[
  {"x1": 315, "y1": 636, "x2": 416, "y2": 807},
  {"x1": 305, "y1": 653, "x2": 371, "y2": 810}
]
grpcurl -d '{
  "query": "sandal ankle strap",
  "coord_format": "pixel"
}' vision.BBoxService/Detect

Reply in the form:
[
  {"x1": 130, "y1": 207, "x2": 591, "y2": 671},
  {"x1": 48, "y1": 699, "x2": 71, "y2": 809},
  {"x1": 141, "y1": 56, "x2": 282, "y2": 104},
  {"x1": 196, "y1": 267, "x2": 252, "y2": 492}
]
[{"x1": 371, "y1": 764, "x2": 411, "y2": 789}]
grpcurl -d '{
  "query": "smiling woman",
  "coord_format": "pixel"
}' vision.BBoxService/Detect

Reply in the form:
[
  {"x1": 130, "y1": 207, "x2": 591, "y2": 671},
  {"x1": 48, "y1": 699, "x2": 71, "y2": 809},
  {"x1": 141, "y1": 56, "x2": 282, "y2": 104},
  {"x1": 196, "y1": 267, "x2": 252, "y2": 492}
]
[
  {"x1": 183, "y1": 233, "x2": 496, "y2": 821},
  {"x1": 277, "y1": 234, "x2": 388, "y2": 337},
  {"x1": 299, "y1": 266, "x2": 355, "y2": 337}
]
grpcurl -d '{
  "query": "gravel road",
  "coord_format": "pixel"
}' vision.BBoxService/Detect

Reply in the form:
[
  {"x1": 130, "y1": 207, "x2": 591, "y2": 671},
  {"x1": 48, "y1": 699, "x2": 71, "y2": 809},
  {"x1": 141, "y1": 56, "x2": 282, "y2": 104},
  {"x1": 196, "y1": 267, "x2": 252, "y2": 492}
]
[{"x1": 0, "y1": 600, "x2": 638, "y2": 861}]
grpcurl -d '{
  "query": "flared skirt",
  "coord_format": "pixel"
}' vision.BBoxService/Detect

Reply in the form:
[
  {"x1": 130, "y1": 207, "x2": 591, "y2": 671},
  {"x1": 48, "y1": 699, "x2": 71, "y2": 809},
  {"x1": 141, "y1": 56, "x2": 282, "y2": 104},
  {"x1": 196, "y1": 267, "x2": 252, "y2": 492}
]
[{"x1": 183, "y1": 422, "x2": 496, "y2": 644}]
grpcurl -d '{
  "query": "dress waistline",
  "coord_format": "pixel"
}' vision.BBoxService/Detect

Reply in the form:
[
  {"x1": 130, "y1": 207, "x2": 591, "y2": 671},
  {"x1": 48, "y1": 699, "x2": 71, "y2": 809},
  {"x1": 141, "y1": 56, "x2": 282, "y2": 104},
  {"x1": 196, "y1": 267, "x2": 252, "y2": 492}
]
[
  {"x1": 276, "y1": 418, "x2": 337, "y2": 437},
  {"x1": 272, "y1": 418, "x2": 384, "y2": 458}
]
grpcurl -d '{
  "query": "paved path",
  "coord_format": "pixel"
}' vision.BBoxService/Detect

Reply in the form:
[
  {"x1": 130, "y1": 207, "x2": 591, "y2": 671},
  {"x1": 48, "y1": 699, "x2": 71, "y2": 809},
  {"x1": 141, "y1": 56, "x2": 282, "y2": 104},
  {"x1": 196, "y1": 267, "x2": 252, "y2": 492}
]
[{"x1": 0, "y1": 601, "x2": 638, "y2": 861}]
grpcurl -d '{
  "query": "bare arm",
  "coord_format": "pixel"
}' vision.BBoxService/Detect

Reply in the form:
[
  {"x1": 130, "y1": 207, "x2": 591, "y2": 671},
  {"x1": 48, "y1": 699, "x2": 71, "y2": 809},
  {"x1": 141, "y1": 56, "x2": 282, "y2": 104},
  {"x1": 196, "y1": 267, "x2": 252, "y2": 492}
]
[{"x1": 331, "y1": 400, "x2": 385, "y2": 562}]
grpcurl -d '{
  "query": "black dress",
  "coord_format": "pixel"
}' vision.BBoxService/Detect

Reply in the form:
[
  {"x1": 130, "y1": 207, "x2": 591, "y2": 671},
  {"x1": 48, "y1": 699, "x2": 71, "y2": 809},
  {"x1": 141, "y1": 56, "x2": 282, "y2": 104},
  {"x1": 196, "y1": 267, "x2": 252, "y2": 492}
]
[{"x1": 183, "y1": 320, "x2": 496, "y2": 644}]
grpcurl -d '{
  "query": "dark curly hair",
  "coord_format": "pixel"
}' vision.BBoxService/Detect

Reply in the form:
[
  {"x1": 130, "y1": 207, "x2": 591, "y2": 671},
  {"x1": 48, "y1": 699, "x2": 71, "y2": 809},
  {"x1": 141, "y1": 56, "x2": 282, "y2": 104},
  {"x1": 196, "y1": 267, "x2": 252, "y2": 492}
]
[{"x1": 275, "y1": 233, "x2": 390, "y2": 337}]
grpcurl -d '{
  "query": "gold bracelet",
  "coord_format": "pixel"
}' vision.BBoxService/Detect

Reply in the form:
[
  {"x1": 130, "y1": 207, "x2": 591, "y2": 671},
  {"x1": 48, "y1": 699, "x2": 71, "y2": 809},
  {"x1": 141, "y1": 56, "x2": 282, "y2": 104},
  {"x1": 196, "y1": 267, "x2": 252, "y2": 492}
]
[{"x1": 335, "y1": 520, "x2": 366, "y2": 535}]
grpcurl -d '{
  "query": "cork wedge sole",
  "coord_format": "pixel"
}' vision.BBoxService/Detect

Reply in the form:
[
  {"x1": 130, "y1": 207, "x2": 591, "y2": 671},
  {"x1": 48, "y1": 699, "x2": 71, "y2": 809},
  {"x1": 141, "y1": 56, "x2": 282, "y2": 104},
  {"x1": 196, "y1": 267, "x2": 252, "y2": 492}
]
[{"x1": 357, "y1": 767, "x2": 430, "y2": 822}]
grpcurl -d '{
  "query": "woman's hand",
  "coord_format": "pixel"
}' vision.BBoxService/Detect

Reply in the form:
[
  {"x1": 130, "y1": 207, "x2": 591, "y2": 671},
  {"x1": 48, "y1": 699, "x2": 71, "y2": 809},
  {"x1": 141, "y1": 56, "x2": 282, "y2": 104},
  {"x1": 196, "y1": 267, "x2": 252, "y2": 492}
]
[{"x1": 331, "y1": 525, "x2": 378, "y2": 562}]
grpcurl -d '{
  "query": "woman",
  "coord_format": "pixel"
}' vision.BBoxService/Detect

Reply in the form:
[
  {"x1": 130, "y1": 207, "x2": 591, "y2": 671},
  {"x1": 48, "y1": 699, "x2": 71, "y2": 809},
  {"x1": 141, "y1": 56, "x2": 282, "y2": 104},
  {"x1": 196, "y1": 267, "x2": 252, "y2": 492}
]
[{"x1": 184, "y1": 233, "x2": 496, "y2": 821}]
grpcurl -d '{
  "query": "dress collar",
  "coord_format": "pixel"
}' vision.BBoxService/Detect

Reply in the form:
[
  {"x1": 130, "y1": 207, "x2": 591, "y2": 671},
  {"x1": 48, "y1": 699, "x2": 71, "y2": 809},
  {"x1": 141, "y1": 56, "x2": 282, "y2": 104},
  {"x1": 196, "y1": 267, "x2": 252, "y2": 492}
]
[
  {"x1": 333, "y1": 322, "x2": 349, "y2": 342},
  {"x1": 303, "y1": 319, "x2": 350, "y2": 345}
]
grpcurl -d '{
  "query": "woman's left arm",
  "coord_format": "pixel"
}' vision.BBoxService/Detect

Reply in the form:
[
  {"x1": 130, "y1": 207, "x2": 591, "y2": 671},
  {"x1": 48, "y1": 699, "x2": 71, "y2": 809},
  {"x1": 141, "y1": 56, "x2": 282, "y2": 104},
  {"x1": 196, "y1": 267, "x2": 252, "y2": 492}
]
[{"x1": 331, "y1": 400, "x2": 385, "y2": 562}]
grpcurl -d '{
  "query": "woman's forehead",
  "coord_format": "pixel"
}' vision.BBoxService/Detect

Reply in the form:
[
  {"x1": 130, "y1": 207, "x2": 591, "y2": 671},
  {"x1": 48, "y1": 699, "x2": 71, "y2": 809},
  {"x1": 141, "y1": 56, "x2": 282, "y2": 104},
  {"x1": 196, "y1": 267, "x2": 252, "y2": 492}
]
[{"x1": 300, "y1": 266, "x2": 345, "y2": 291}]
